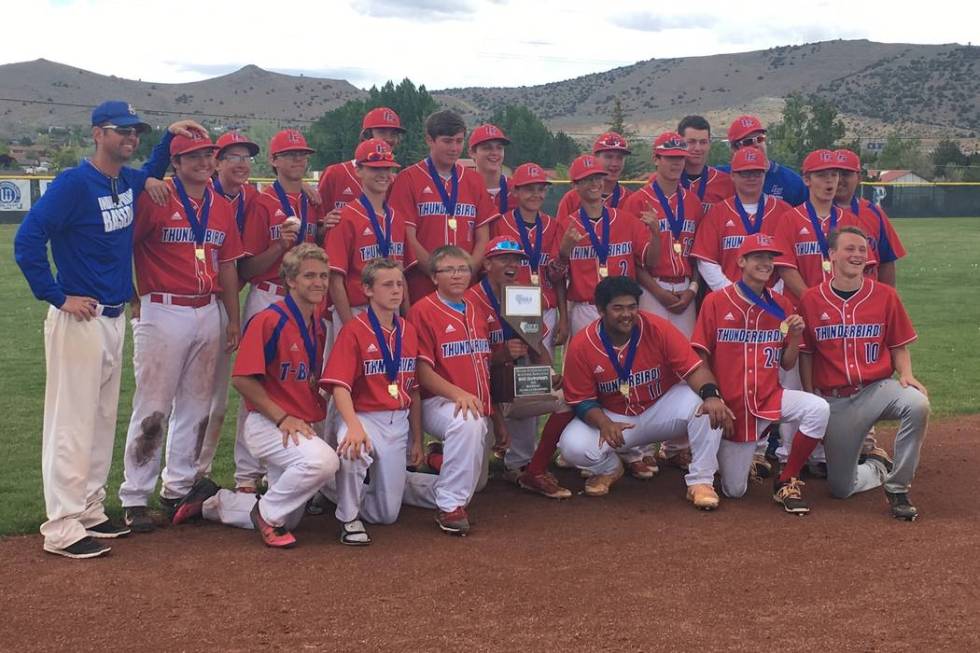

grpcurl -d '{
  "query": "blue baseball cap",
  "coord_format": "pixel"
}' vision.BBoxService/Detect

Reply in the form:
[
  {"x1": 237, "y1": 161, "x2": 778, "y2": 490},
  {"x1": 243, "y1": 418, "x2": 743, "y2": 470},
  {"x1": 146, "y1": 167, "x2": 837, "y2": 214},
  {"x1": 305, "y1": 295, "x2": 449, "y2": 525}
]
[{"x1": 91, "y1": 100, "x2": 150, "y2": 131}]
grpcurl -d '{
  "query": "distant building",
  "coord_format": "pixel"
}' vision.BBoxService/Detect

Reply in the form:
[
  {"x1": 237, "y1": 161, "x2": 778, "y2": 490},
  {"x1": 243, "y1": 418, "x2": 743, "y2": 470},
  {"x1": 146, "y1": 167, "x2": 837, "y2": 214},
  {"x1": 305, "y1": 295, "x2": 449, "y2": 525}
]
[{"x1": 875, "y1": 170, "x2": 929, "y2": 184}]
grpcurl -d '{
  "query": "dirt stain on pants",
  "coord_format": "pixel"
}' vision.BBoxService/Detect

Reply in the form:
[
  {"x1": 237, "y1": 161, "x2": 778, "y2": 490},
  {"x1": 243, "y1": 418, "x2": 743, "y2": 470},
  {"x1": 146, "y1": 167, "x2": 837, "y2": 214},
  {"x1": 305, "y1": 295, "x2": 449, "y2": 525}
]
[{"x1": 133, "y1": 411, "x2": 165, "y2": 466}]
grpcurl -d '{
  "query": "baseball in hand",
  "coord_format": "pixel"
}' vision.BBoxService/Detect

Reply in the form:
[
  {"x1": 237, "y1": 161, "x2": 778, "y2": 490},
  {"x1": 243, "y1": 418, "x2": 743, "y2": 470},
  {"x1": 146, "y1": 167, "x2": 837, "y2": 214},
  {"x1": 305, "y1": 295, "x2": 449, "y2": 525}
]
[{"x1": 283, "y1": 216, "x2": 301, "y2": 229}]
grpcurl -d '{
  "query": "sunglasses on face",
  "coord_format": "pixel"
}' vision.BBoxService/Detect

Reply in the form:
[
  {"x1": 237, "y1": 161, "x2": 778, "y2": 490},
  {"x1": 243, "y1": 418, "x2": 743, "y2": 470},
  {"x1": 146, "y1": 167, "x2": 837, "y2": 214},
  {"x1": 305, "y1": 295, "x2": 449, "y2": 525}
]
[
  {"x1": 656, "y1": 139, "x2": 688, "y2": 151},
  {"x1": 489, "y1": 240, "x2": 523, "y2": 254},
  {"x1": 361, "y1": 150, "x2": 395, "y2": 163},
  {"x1": 733, "y1": 134, "x2": 766, "y2": 149},
  {"x1": 101, "y1": 124, "x2": 146, "y2": 137},
  {"x1": 220, "y1": 154, "x2": 254, "y2": 163}
]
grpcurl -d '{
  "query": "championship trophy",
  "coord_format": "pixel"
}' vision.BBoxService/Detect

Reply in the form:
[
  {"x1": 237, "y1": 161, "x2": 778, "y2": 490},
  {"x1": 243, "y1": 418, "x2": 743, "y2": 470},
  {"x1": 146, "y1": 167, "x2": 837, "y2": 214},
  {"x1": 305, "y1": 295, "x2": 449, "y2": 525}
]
[{"x1": 490, "y1": 284, "x2": 554, "y2": 405}]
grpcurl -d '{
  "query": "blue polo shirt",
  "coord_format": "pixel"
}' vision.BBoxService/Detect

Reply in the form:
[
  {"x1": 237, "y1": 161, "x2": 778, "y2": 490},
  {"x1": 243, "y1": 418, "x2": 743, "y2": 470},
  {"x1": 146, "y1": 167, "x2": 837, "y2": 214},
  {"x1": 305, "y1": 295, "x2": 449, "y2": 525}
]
[
  {"x1": 14, "y1": 133, "x2": 172, "y2": 308},
  {"x1": 717, "y1": 160, "x2": 806, "y2": 207}
]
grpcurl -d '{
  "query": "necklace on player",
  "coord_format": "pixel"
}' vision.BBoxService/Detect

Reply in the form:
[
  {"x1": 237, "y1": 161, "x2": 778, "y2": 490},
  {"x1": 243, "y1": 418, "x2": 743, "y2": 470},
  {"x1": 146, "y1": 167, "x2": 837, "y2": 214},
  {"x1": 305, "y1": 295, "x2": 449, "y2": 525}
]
[
  {"x1": 173, "y1": 176, "x2": 211, "y2": 262},
  {"x1": 598, "y1": 321, "x2": 640, "y2": 399},
  {"x1": 804, "y1": 200, "x2": 837, "y2": 274},
  {"x1": 367, "y1": 306, "x2": 403, "y2": 399},
  {"x1": 425, "y1": 157, "x2": 459, "y2": 232},
  {"x1": 736, "y1": 281, "x2": 789, "y2": 335},
  {"x1": 272, "y1": 179, "x2": 309, "y2": 247},
  {"x1": 283, "y1": 294, "x2": 319, "y2": 389},
  {"x1": 359, "y1": 193, "x2": 393, "y2": 259},
  {"x1": 734, "y1": 193, "x2": 766, "y2": 234},
  {"x1": 652, "y1": 182, "x2": 685, "y2": 255},
  {"x1": 578, "y1": 206, "x2": 611, "y2": 278},
  {"x1": 513, "y1": 207, "x2": 543, "y2": 285}
]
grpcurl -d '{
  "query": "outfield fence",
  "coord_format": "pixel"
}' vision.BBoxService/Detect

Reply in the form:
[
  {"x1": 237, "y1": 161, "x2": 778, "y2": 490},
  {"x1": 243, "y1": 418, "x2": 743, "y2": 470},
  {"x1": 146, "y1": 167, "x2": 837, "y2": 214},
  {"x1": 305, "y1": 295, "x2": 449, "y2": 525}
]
[{"x1": 1, "y1": 175, "x2": 978, "y2": 223}]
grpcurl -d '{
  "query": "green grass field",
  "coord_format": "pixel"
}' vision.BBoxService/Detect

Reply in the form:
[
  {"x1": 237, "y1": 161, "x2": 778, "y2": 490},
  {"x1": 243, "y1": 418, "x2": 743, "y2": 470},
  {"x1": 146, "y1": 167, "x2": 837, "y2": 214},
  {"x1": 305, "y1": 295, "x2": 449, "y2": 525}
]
[{"x1": 1, "y1": 219, "x2": 978, "y2": 535}]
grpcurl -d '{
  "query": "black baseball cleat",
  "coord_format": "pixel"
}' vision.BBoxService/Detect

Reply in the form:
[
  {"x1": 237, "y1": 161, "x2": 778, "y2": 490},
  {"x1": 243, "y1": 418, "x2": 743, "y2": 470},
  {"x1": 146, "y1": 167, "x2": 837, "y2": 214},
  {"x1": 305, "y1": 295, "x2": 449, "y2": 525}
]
[
  {"x1": 159, "y1": 496, "x2": 181, "y2": 521},
  {"x1": 172, "y1": 477, "x2": 221, "y2": 525},
  {"x1": 773, "y1": 478, "x2": 810, "y2": 515},
  {"x1": 85, "y1": 519, "x2": 131, "y2": 539},
  {"x1": 43, "y1": 536, "x2": 110, "y2": 559},
  {"x1": 124, "y1": 506, "x2": 155, "y2": 533},
  {"x1": 885, "y1": 491, "x2": 919, "y2": 521}
]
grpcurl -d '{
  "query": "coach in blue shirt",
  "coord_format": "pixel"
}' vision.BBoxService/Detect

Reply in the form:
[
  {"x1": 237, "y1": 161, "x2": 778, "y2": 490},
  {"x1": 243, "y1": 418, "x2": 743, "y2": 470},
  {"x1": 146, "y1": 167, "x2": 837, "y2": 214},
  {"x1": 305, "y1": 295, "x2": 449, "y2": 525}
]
[
  {"x1": 718, "y1": 115, "x2": 806, "y2": 207},
  {"x1": 14, "y1": 100, "x2": 206, "y2": 559}
]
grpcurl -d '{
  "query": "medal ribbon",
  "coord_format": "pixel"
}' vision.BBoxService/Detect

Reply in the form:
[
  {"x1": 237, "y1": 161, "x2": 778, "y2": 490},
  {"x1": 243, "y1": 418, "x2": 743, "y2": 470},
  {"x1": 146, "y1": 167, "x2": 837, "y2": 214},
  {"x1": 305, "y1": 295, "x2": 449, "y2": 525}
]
[
  {"x1": 172, "y1": 176, "x2": 211, "y2": 247},
  {"x1": 512, "y1": 207, "x2": 543, "y2": 272},
  {"x1": 804, "y1": 200, "x2": 837, "y2": 260},
  {"x1": 598, "y1": 322, "x2": 640, "y2": 391},
  {"x1": 652, "y1": 183, "x2": 685, "y2": 241},
  {"x1": 608, "y1": 183, "x2": 621, "y2": 208},
  {"x1": 577, "y1": 206, "x2": 611, "y2": 265},
  {"x1": 851, "y1": 196, "x2": 895, "y2": 261},
  {"x1": 425, "y1": 157, "x2": 459, "y2": 221},
  {"x1": 681, "y1": 167, "x2": 709, "y2": 203},
  {"x1": 273, "y1": 180, "x2": 309, "y2": 246},
  {"x1": 736, "y1": 281, "x2": 786, "y2": 322},
  {"x1": 734, "y1": 193, "x2": 766, "y2": 234},
  {"x1": 283, "y1": 294, "x2": 318, "y2": 381},
  {"x1": 480, "y1": 277, "x2": 518, "y2": 340},
  {"x1": 359, "y1": 193, "x2": 393, "y2": 258},
  {"x1": 498, "y1": 175, "x2": 508, "y2": 214},
  {"x1": 212, "y1": 177, "x2": 245, "y2": 234},
  {"x1": 366, "y1": 306, "x2": 403, "y2": 384}
]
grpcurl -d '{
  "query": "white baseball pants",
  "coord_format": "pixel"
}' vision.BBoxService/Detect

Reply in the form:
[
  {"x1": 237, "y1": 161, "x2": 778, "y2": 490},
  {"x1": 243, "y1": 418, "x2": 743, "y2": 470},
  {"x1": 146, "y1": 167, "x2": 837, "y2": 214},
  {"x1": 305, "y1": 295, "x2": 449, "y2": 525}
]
[
  {"x1": 558, "y1": 383, "x2": 722, "y2": 486},
  {"x1": 776, "y1": 363, "x2": 827, "y2": 465},
  {"x1": 639, "y1": 278, "x2": 696, "y2": 338},
  {"x1": 196, "y1": 302, "x2": 232, "y2": 478},
  {"x1": 118, "y1": 297, "x2": 221, "y2": 506},
  {"x1": 403, "y1": 397, "x2": 490, "y2": 512},
  {"x1": 569, "y1": 301, "x2": 599, "y2": 336},
  {"x1": 39, "y1": 307, "x2": 125, "y2": 550}
]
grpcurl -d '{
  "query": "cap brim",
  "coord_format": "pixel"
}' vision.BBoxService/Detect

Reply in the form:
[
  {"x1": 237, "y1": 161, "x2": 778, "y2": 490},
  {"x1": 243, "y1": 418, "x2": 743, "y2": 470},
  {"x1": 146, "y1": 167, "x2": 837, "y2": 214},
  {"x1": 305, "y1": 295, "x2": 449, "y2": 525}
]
[
  {"x1": 274, "y1": 147, "x2": 315, "y2": 155},
  {"x1": 358, "y1": 160, "x2": 401, "y2": 169},
  {"x1": 655, "y1": 148, "x2": 689, "y2": 157},
  {"x1": 572, "y1": 170, "x2": 608, "y2": 182},
  {"x1": 362, "y1": 125, "x2": 407, "y2": 134},
  {"x1": 219, "y1": 142, "x2": 260, "y2": 157},
  {"x1": 512, "y1": 179, "x2": 552, "y2": 187},
  {"x1": 729, "y1": 128, "x2": 767, "y2": 143},
  {"x1": 740, "y1": 247, "x2": 783, "y2": 257},
  {"x1": 593, "y1": 147, "x2": 631, "y2": 155},
  {"x1": 732, "y1": 165, "x2": 767, "y2": 173},
  {"x1": 803, "y1": 164, "x2": 838, "y2": 174},
  {"x1": 174, "y1": 144, "x2": 219, "y2": 156},
  {"x1": 471, "y1": 137, "x2": 512, "y2": 148}
]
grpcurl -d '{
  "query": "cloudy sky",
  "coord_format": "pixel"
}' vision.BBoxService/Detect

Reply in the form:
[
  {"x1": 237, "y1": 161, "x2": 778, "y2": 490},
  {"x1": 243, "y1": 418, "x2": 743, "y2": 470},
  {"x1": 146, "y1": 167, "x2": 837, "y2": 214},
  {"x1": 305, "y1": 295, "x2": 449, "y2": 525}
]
[{"x1": 4, "y1": 0, "x2": 977, "y2": 89}]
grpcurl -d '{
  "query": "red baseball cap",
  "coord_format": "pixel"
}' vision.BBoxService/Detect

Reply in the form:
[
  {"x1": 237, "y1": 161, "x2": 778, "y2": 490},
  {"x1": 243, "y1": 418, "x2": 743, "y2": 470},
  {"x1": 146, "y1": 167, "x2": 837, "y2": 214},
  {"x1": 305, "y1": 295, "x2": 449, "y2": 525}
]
[
  {"x1": 569, "y1": 154, "x2": 608, "y2": 182},
  {"x1": 269, "y1": 129, "x2": 315, "y2": 156},
  {"x1": 802, "y1": 149, "x2": 838, "y2": 173},
  {"x1": 361, "y1": 107, "x2": 405, "y2": 133},
  {"x1": 592, "y1": 132, "x2": 631, "y2": 155},
  {"x1": 731, "y1": 146, "x2": 768, "y2": 172},
  {"x1": 215, "y1": 131, "x2": 259, "y2": 157},
  {"x1": 653, "y1": 131, "x2": 689, "y2": 157},
  {"x1": 469, "y1": 123, "x2": 510, "y2": 148},
  {"x1": 834, "y1": 149, "x2": 861, "y2": 172},
  {"x1": 728, "y1": 115, "x2": 766, "y2": 143},
  {"x1": 354, "y1": 138, "x2": 400, "y2": 168},
  {"x1": 484, "y1": 236, "x2": 525, "y2": 259},
  {"x1": 510, "y1": 162, "x2": 551, "y2": 187},
  {"x1": 737, "y1": 232, "x2": 783, "y2": 258},
  {"x1": 170, "y1": 132, "x2": 219, "y2": 157}
]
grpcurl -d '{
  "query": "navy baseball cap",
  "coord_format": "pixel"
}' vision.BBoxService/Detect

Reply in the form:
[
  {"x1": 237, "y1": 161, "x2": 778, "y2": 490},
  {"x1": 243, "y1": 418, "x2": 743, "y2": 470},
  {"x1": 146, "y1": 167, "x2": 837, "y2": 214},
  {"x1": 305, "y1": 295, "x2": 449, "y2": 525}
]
[{"x1": 91, "y1": 100, "x2": 150, "y2": 131}]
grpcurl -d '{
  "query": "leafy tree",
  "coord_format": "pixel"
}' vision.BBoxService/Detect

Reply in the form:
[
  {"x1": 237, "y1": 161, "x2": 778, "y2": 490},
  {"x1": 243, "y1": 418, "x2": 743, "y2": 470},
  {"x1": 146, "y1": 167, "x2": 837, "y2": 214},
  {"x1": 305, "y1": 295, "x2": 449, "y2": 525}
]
[
  {"x1": 767, "y1": 93, "x2": 846, "y2": 169},
  {"x1": 604, "y1": 98, "x2": 648, "y2": 179},
  {"x1": 931, "y1": 138, "x2": 969, "y2": 179},
  {"x1": 486, "y1": 105, "x2": 580, "y2": 168},
  {"x1": 51, "y1": 146, "x2": 79, "y2": 171},
  {"x1": 707, "y1": 140, "x2": 733, "y2": 167},
  {"x1": 305, "y1": 79, "x2": 438, "y2": 170}
]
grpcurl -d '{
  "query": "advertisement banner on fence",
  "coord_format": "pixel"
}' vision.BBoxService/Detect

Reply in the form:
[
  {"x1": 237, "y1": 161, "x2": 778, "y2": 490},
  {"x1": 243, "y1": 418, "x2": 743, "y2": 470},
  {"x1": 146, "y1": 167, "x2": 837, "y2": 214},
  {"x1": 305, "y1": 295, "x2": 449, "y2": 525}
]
[
  {"x1": 39, "y1": 179, "x2": 52, "y2": 197},
  {"x1": 0, "y1": 179, "x2": 31, "y2": 211}
]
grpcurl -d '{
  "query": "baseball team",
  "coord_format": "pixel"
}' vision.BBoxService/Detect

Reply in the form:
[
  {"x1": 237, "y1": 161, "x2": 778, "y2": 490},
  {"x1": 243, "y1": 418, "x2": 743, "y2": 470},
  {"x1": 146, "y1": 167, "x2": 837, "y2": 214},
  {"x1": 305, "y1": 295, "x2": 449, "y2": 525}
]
[{"x1": 14, "y1": 100, "x2": 930, "y2": 559}]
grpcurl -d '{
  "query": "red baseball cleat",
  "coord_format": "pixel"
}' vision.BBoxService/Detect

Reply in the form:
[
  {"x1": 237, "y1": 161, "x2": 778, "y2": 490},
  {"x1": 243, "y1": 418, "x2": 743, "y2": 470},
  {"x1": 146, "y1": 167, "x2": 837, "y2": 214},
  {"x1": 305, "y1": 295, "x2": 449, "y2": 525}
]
[{"x1": 249, "y1": 503, "x2": 296, "y2": 548}]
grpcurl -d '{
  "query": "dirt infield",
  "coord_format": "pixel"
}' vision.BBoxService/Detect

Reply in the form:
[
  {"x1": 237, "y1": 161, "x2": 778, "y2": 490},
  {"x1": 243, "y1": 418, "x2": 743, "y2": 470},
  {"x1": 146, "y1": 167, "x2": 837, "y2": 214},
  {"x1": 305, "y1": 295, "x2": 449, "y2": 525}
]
[{"x1": 2, "y1": 415, "x2": 978, "y2": 653}]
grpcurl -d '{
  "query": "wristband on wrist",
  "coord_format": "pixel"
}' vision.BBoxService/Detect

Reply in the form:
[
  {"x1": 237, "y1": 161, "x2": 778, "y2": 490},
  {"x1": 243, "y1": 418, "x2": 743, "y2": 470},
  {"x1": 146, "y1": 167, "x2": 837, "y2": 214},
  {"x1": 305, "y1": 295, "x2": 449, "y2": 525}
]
[
  {"x1": 698, "y1": 383, "x2": 722, "y2": 400},
  {"x1": 275, "y1": 414, "x2": 289, "y2": 427}
]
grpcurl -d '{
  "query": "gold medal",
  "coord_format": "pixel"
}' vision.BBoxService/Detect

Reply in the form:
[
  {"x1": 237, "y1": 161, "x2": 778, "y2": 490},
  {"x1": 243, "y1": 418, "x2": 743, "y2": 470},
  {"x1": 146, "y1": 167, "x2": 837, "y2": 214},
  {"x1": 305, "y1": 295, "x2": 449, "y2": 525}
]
[
  {"x1": 673, "y1": 241, "x2": 683, "y2": 255},
  {"x1": 388, "y1": 383, "x2": 399, "y2": 399},
  {"x1": 619, "y1": 382, "x2": 630, "y2": 398},
  {"x1": 195, "y1": 246, "x2": 205, "y2": 261},
  {"x1": 822, "y1": 259, "x2": 831, "y2": 273},
  {"x1": 447, "y1": 217, "x2": 458, "y2": 231},
  {"x1": 598, "y1": 265, "x2": 608, "y2": 278},
  {"x1": 530, "y1": 273, "x2": 540, "y2": 285},
  {"x1": 779, "y1": 321, "x2": 789, "y2": 335}
]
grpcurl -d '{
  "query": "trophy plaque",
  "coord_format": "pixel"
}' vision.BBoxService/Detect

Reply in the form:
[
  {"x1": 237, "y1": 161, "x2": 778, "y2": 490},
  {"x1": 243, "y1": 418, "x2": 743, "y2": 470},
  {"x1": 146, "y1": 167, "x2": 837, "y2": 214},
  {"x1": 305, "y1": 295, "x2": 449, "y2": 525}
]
[{"x1": 490, "y1": 285, "x2": 553, "y2": 403}]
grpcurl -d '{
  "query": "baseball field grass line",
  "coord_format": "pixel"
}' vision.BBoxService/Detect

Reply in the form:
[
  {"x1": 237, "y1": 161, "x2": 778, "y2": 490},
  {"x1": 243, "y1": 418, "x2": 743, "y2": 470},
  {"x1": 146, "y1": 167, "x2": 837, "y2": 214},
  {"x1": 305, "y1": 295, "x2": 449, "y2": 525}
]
[{"x1": 0, "y1": 218, "x2": 977, "y2": 535}]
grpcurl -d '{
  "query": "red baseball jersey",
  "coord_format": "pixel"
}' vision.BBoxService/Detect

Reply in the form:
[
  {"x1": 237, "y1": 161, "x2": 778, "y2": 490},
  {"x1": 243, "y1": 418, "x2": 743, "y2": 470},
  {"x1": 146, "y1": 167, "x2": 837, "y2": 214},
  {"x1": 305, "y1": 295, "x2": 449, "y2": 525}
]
[
  {"x1": 691, "y1": 195, "x2": 792, "y2": 283},
  {"x1": 242, "y1": 185, "x2": 326, "y2": 284},
  {"x1": 388, "y1": 160, "x2": 498, "y2": 256},
  {"x1": 776, "y1": 204, "x2": 877, "y2": 299},
  {"x1": 651, "y1": 167, "x2": 735, "y2": 214},
  {"x1": 799, "y1": 279, "x2": 917, "y2": 393},
  {"x1": 317, "y1": 159, "x2": 360, "y2": 212},
  {"x1": 622, "y1": 183, "x2": 704, "y2": 279},
  {"x1": 556, "y1": 183, "x2": 632, "y2": 217},
  {"x1": 556, "y1": 208, "x2": 651, "y2": 304},
  {"x1": 233, "y1": 300, "x2": 328, "y2": 423},
  {"x1": 133, "y1": 181, "x2": 244, "y2": 296},
  {"x1": 209, "y1": 179, "x2": 259, "y2": 235},
  {"x1": 563, "y1": 311, "x2": 702, "y2": 416},
  {"x1": 692, "y1": 285, "x2": 796, "y2": 442},
  {"x1": 486, "y1": 175, "x2": 510, "y2": 214},
  {"x1": 325, "y1": 198, "x2": 412, "y2": 308},
  {"x1": 489, "y1": 209, "x2": 560, "y2": 309},
  {"x1": 407, "y1": 293, "x2": 492, "y2": 415},
  {"x1": 843, "y1": 197, "x2": 907, "y2": 279},
  {"x1": 321, "y1": 312, "x2": 419, "y2": 412}
]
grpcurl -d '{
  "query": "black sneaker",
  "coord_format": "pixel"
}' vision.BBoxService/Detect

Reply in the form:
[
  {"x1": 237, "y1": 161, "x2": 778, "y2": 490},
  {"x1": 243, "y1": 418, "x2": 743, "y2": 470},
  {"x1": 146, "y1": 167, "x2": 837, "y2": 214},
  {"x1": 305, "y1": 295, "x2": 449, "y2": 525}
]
[
  {"x1": 86, "y1": 519, "x2": 131, "y2": 539},
  {"x1": 124, "y1": 506, "x2": 155, "y2": 533},
  {"x1": 773, "y1": 478, "x2": 810, "y2": 515},
  {"x1": 43, "y1": 536, "x2": 110, "y2": 559},
  {"x1": 159, "y1": 496, "x2": 181, "y2": 520},
  {"x1": 885, "y1": 491, "x2": 918, "y2": 521},
  {"x1": 172, "y1": 478, "x2": 220, "y2": 525}
]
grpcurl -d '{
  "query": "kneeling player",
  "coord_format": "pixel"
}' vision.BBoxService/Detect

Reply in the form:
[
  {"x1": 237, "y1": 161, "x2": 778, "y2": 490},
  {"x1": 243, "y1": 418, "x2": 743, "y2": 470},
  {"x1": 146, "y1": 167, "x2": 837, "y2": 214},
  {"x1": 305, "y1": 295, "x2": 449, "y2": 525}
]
[
  {"x1": 559, "y1": 277, "x2": 730, "y2": 508},
  {"x1": 320, "y1": 259, "x2": 423, "y2": 545},
  {"x1": 403, "y1": 246, "x2": 493, "y2": 534},
  {"x1": 691, "y1": 234, "x2": 830, "y2": 514},
  {"x1": 173, "y1": 244, "x2": 340, "y2": 547}
]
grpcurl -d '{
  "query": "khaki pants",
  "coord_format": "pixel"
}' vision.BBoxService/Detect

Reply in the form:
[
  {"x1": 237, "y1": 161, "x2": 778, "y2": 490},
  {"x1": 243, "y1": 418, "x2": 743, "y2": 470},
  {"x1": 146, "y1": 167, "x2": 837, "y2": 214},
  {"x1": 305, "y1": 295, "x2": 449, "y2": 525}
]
[{"x1": 40, "y1": 306, "x2": 125, "y2": 550}]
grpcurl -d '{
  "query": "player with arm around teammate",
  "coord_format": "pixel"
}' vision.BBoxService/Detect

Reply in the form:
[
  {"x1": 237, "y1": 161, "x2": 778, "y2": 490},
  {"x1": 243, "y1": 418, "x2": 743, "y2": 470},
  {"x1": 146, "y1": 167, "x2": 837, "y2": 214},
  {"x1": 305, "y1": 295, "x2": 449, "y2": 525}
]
[
  {"x1": 691, "y1": 234, "x2": 829, "y2": 513},
  {"x1": 798, "y1": 227, "x2": 928, "y2": 521},
  {"x1": 173, "y1": 244, "x2": 340, "y2": 546},
  {"x1": 402, "y1": 246, "x2": 493, "y2": 535},
  {"x1": 676, "y1": 115, "x2": 734, "y2": 214},
  {"x1": 720, "y1": 115, "x2": 806, "y2": 207},
  {"x1": 319, "y1": 259, "x2": 423, "y2": 545},
  {"x1": 558, "y1": 277, "x2": 731, "y2": 507},
  {"x1": 556, "y1": 132, "x2": 633, "y2": 217}
]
